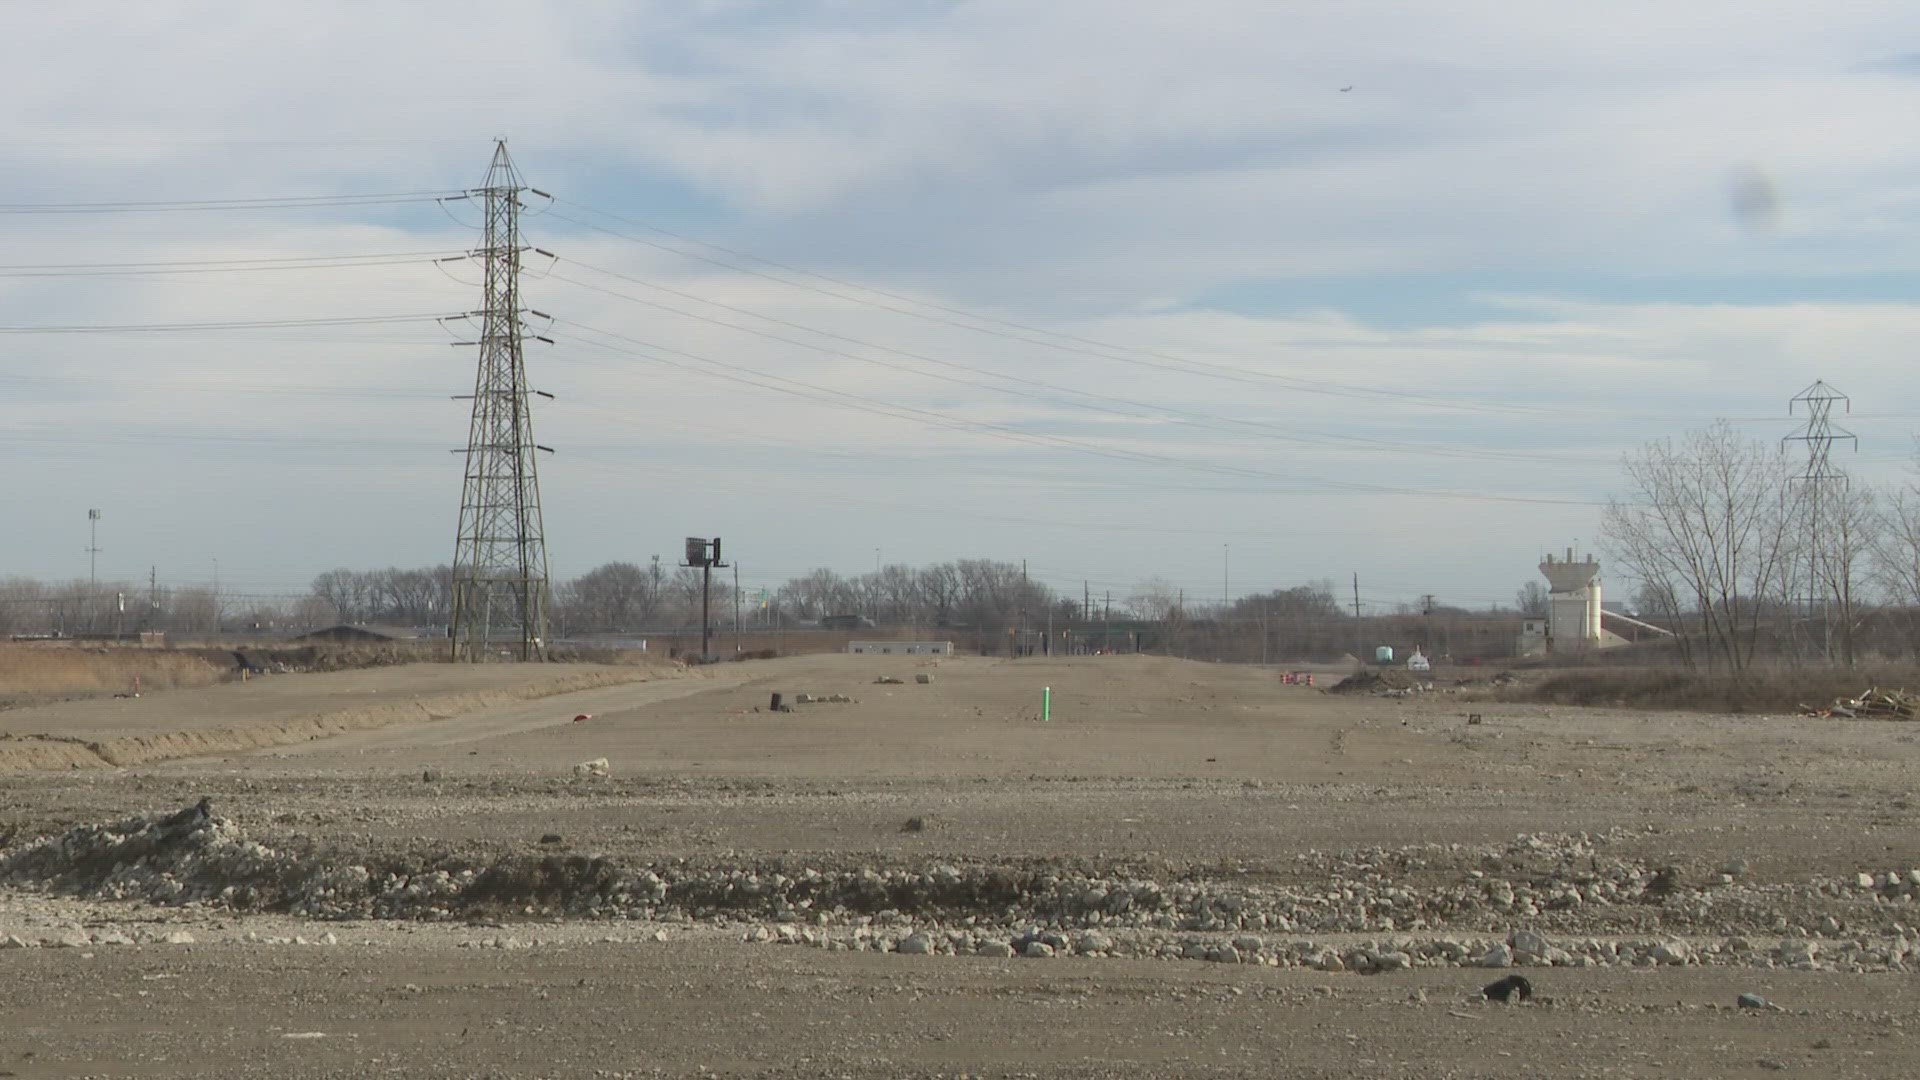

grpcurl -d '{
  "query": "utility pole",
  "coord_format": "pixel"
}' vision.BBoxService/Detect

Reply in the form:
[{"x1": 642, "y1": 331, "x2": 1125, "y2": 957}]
[
  {"x1": 1084, "y1": 580, "x2": 1090, "y2": 622},
  {"x1": 1223, "y1": 543, "x2": 1229, "y2": 608},
  {"x1": 1353, "y1": 573, "x2": 1363, "y2": 659},
  {"x1": 733, "y1": 562, "x2": 741, "y2": 655},
  {"x1": 1786, "y1": 380, "x2": 1857, "y2": 662},
  {"x1": 1018, "y1": 558, "x2": 1028, "y2": 657},
  {"x1": 1176, "y1": 587, "x2": 1184, "y2": 658},
  {"x1": 450, "y1": 139, "x2": 553, "y2": 662},
  {"x1": 1045, "y1": 589, "x2": 1053, "y2": 656},
  {"x1": 1260, "y1": 596, "x2": 1269, "y2": 666},
  {"x1": 1421, "y1": 593, "x2": 1436, "y2": 657}
]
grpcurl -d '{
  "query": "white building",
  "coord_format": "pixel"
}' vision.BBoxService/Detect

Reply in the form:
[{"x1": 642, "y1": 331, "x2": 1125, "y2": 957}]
[{"x1": 1520, "y1": 548, "x2": 1628, "y2": 655}]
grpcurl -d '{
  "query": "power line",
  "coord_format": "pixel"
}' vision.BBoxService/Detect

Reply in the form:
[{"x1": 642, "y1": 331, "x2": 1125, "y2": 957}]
[
  {"x1": 552, "y1": 317, "x2": 1601, "y2": 507},
  {"x1": 544, "y1": 258, "x2": 1602, "y2": 467},
  {"x1": 0, "y1": 312, "x2": 457, "y2": 334},
  {"x1": 0, "y1": 250, "x2": 462, "y2": 278},
  {"x1": 0, "y1": 191, "x2": 461, "y2": 214},
  {"x1": 544, "y1": 199, "x2": 1732, "y2": 424}
]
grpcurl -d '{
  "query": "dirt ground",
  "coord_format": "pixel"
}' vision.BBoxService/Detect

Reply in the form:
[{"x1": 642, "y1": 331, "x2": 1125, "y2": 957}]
[{"x1": 1, "y1": 653, "x2": 1917, "y2": 1078}]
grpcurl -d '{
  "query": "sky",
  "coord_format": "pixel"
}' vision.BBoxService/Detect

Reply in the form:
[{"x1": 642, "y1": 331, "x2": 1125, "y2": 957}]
[{"x1": 6, "y1": 0, "x2": 1920, "y2": 613}]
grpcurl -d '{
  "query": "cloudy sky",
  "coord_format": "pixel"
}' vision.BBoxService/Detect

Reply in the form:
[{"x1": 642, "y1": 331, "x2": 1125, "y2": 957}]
[{"x1": 6, "y1": 0, "x2": 1920, "y2": 611}]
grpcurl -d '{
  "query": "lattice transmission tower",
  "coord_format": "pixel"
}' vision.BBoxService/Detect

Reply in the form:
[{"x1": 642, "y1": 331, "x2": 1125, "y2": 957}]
[
  {"x1": 1784, "y1": 380, "x2": 1856, "y2": 658},
  {"x1": 449, "y1": 140, "x2": 553, "y2": 662}
]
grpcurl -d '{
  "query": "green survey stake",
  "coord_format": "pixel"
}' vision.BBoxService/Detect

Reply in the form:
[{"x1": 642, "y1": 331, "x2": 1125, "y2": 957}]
[{"x1": 1042, "y1": 686, "x2": 1051, "y2": 722}]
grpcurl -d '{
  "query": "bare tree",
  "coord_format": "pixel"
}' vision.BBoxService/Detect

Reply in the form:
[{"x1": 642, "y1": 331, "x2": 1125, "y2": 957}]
[
  {"x1": 1514, "y1": 581, "x2": 1549, "y2": 617},
  {"x1": 1601, "y1": 421, "x2": 1800, "y2": 670},
  {"x1": 560, "y1": 562, "x2": 660, "y2": 633},
  {"x1": 1809, "y1": 481, "x2": 1875, "y2": 666},
  {"x1": 1126, "y1": 578, "x2": 1182, "y2": 622},
  {"x1": 1872, "y1": 448, "x2": 1920, "y2": 655},
  {"x1": 0, "y1": 578, "x2": 46, "y2": 634}
]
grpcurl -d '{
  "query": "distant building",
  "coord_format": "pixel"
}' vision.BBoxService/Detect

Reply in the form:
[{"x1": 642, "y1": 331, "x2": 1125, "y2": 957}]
[
  {"x1": 848, "y1": 641, "x2": 953, "y2": 656},
  {"x1": 1519, "y1": 548, "x2": 1631, "y2": 655}
]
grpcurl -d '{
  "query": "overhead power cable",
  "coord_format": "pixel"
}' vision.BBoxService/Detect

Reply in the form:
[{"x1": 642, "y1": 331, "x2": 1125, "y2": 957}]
[
  {"x1": 545, "y1": 257, "x2": 1601, "y2": 467},
  {"x1": 543, "y1": 200, "x2": 1614, "y2": 421},
  {"x1": 0, "y1": 250, "x2": 463, "y2": 278},
  {"x1": 0, "y1": 191, "x2": 460, "y2": 214},
  {"x1": 550, "y1": 317, "x2": 1601, "y2": 508},
  {"x1": 0, "y1": 313, "x2": 458, "y2": 335}
]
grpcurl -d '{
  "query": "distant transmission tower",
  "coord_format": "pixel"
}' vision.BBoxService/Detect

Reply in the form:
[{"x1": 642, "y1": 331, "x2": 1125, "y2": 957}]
[
  {"x1": 1784, "y1": 380, "x2": 1856, "y2": 659},
  {"x1": 449, "y1": 140, "x2": 553, "y2": 662}
]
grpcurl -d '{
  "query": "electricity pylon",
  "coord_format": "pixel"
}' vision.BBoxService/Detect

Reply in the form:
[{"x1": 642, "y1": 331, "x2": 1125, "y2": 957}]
[
  {"x1": 1784, "y1": 380, "x2": 1856, "y2": 660},
  {"x1": 449, "y1": 140, "x2": 552, "y2": 662}
]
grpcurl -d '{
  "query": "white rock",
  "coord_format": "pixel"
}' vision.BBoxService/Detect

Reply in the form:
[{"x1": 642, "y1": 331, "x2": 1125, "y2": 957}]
[
  {"x1": 1478, "y1": 943, "x2": 1513, "y2": 968},
  {"x1": 1857, "y1": 872, "x2": 1878, "y2": 889},
  {"x1": 1374, "y1": 951, "x2": 1412, "y2": 971},
  {"x1": 1780, "y1": 939, "x2": 1818, "y2": 964},
  {"x1": 1214, "y1": 945, "x2": 1241, "y2": 964},
  {"x1": 896, "y1": 933, "x2": 934, "y2": 955},
  {"x1": 1073, "y1": 930, "x2": 1114, "y2": 955},
  {"x1": 0, "y1": 935, "x2": 30, "y2": 949},
  {"x1": 977, "y1": 941, "x2": 1015, "y2": 958},
  {"x1": 1510, "y1": 929, "x2": 1549, "y2": 958},
  {"x1": 1232, "y1": 934, "x2": 1265, "y2": 954},
  {"x1": 161, "y1": 930, "x2": 197, "y2": 945},
  {"x1": 319, "y1": 932, "x2": 337, "y2": 946},
  {"x1": 572, "y1": 757, "x2": 611, "y2": 778},
  {"x1": 1022, "y1": 941, "x2": 1056, "y2": 958},
  {"x1": 1651, "y1": 940, "x2": 1691, "y2": 965}
]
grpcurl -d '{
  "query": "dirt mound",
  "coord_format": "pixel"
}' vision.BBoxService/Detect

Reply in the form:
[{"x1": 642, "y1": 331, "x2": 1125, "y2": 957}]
[
  {"x1": 1327, "y1": 669, "x2": 1420, "y2": 694},
  {"x1": 0, "y1": 667, "x2": 653, "y2": 772}
]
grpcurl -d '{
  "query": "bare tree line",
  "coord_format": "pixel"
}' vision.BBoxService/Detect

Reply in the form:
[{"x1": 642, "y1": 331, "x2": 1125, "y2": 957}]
[
  {"x1": 25, "y1": 419, "x2": 1920, "y2": 669},
  {"x1": 1602, "y1": 420, "x2": 1920, "y2": 669}
]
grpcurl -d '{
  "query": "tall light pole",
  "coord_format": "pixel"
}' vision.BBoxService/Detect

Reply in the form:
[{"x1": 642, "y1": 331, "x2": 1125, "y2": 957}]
[{"x1": 87, "y1": 509, "x2": 102, "y2": 591}]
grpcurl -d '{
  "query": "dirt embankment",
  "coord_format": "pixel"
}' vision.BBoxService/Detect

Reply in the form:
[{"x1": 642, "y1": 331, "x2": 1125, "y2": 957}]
[
  {"x1": 0, "y1": 667, "x2": 660, "y2": 772},
  {"x1": 1477, "y1": 665, "x2": 1920, "y2": 715},
  {"x1": 0, "y1": 644, "x2": 229, "y2": 704}
]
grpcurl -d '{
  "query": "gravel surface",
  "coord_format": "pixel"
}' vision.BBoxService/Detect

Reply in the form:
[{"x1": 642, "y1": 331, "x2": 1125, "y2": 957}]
[{"x1": 0, "y1": 652, "x2": 1916, "y2": 1077}]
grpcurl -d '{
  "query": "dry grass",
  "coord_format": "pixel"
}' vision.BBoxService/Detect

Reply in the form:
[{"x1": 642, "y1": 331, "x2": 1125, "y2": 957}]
[
  {"x1": 0, "y1": 644, "x2": 227, "y2": 698},
  {"x1": 1505, "y1": 664, "x2": 1920, "y2": 715}
]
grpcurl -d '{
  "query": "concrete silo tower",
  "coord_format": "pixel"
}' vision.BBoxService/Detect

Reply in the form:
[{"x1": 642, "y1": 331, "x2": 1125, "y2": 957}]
[{"x1": 1538, "y1": 547, "x2": 1602, "y2": 653}]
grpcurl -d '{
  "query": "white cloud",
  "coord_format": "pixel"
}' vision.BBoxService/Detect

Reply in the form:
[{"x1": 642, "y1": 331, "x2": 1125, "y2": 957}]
[{"x1": 4, "y1": 1, "x2": 1920, "y2": 605}]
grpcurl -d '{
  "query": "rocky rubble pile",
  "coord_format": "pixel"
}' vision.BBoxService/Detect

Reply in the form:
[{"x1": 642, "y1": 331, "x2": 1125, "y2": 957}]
[
  {"x1": 741, "y1": 923, "x2": 1916, "y2": 973},
  {"x1": 2, "y1": 804, "x2": 1915, "y2": 950}
]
